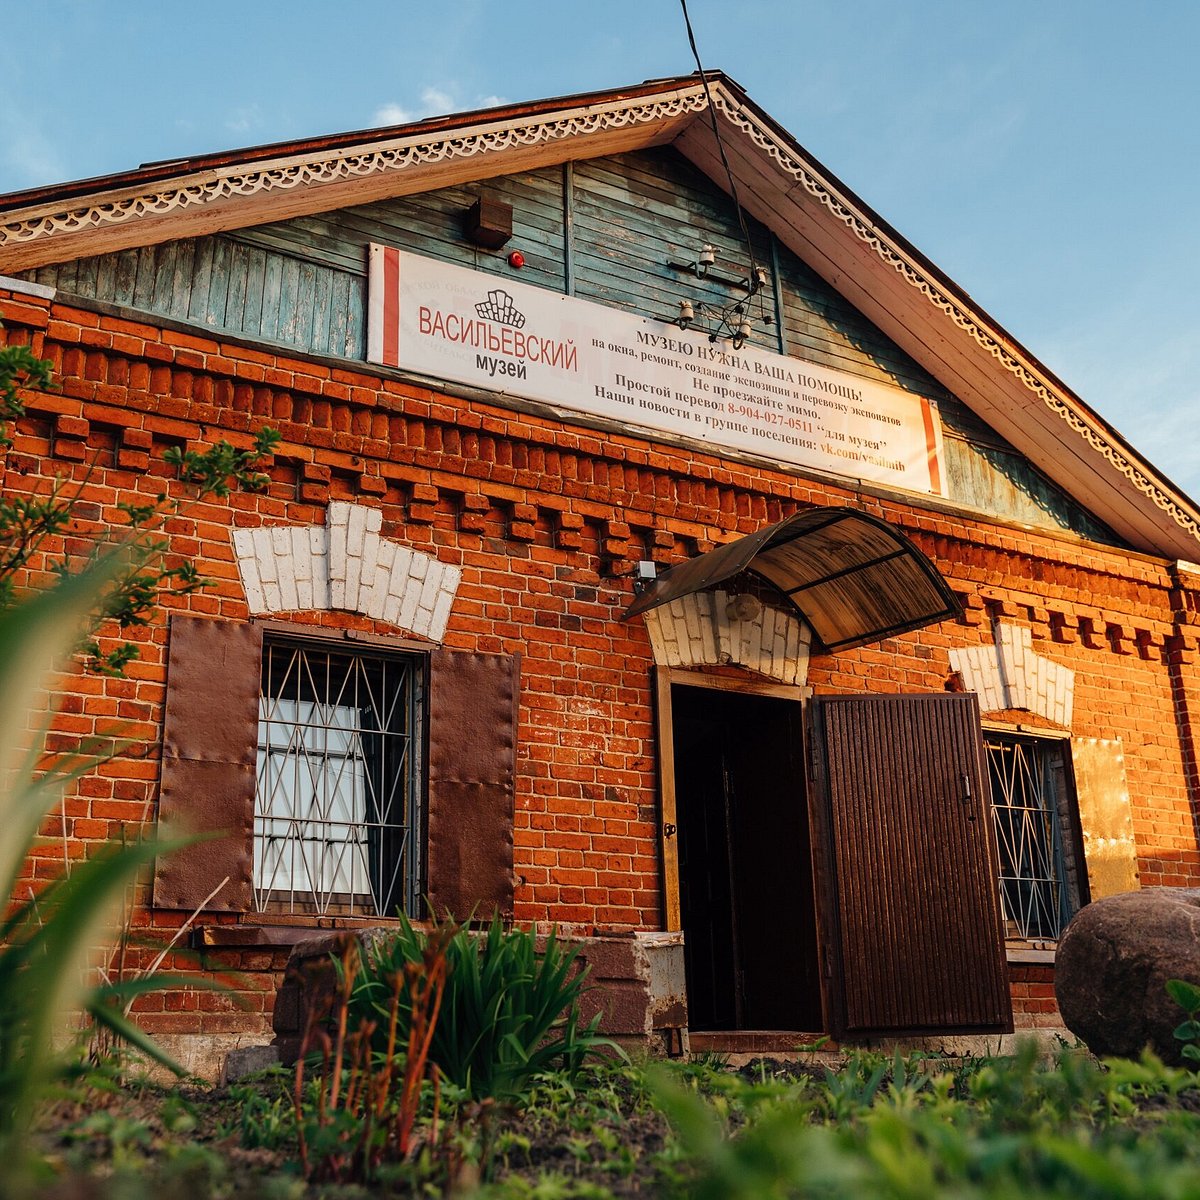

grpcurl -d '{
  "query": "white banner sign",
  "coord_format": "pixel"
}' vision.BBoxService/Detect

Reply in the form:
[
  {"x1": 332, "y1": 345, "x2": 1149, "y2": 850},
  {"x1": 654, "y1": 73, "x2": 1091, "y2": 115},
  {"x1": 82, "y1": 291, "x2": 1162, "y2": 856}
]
[{"x1": 368, "y1": 246, "x2": 947, "y2": 497}]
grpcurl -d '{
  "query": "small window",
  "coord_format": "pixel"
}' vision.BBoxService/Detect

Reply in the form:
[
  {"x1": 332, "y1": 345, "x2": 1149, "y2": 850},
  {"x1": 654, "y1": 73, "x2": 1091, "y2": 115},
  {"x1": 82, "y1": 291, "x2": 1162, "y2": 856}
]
[
  {"x1": 984, "y1": 733, "x2": 1083, "y2": 941},
  {"x1": 254, "y1": 638, "x2": 423, "y2": 917}
]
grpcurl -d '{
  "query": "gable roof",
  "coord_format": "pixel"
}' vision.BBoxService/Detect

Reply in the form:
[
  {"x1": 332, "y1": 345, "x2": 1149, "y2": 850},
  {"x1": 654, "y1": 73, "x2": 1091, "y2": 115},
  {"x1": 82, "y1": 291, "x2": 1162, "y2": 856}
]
[{"x1": 2, "y1": 72, "x2": 1196, "y2": 560}]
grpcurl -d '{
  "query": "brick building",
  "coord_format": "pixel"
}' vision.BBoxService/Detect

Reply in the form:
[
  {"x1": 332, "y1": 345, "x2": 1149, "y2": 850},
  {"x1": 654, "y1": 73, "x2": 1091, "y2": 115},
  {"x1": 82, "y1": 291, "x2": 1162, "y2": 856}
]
[{"x1": 2, "y1": 74, "x2": 1199, "y2": 1071}]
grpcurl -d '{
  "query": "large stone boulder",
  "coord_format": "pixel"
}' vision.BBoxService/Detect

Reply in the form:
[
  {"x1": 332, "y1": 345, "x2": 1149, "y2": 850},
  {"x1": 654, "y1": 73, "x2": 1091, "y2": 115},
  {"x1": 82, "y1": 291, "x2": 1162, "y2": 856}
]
[{"x1": 1056, "y1": 888, "x2": 1200, "y2": 1064}]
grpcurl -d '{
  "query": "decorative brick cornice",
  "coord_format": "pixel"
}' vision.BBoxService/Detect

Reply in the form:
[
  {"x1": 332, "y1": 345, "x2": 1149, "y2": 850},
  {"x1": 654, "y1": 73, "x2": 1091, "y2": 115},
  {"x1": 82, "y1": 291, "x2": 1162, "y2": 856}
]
[
  {"x1": 12, "y1": 309, "x2": 1182, "y2": 633},
  {"x1": 233, "y1": 500, "x2": 461, "y2": 640}
]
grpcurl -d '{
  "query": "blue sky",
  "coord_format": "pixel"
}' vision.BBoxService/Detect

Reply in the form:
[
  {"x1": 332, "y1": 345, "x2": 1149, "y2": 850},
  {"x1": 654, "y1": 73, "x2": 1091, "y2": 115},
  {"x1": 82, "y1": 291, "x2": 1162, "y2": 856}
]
[{"x1": 3, "y1": 1, "x2": 1199, "y2": 502}]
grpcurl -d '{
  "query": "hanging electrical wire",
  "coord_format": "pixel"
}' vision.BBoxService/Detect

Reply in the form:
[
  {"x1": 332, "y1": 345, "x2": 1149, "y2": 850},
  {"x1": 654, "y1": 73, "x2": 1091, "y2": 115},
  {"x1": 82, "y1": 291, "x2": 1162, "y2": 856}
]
[
  {"x1": 679, "y1": 0, "x2": 759, "y2": 277},
  {"x1": 674, "y1": 0, "x2": 772, "y2": 347}
]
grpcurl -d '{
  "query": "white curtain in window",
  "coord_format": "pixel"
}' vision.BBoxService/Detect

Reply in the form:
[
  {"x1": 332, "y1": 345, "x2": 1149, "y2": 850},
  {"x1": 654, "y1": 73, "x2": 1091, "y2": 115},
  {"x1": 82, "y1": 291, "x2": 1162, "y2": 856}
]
[{"x1": 254, "y1": 697, "x2": 372, "y2": 905}]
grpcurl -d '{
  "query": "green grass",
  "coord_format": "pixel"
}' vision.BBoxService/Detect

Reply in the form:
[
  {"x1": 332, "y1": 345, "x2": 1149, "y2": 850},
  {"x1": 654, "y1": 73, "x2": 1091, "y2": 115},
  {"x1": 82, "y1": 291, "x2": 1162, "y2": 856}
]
[
  {"x1": 651, "y1": 1043, "x2": 1200, "y2": 1200},
  {"x1": 24, "y1": 1042, "x2": 1200, "y2": 1198}
]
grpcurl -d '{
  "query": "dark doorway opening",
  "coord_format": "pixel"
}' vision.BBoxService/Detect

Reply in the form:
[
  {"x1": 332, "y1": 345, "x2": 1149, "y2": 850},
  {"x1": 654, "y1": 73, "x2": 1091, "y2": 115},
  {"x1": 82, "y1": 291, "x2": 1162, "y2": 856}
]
[{"x1": 671, "y1": 683, "x2": 821, "y2": 1032}]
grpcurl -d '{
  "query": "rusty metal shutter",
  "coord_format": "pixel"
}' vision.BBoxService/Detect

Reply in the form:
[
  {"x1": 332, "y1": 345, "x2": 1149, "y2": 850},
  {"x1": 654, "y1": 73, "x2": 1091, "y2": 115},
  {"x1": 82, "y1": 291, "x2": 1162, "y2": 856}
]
[
  {"x1": 811, "y1": 693, "x2": 1012, "y2": 1036},
  {"x1": 427, "y1": 650, "x2": 519, "y2": 920},
  {"x1": 153, "y1": 616, "x2": 262, "y2": 911}
]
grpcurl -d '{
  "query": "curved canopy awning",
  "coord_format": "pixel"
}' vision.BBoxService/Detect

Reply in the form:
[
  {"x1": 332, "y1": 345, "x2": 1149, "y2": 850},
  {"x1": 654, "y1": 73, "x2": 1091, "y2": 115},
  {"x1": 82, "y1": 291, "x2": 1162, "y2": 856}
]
[{"x1": 623, "y1": 507, "x2": 962, "y2": 652}]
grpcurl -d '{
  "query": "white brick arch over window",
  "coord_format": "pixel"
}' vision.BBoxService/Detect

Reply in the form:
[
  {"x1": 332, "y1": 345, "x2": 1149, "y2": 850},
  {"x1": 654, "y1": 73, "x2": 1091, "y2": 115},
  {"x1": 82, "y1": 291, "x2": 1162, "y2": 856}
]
[
  {"x1": 232, "y1": 501, "x2": 461, "y2": 642},
  {"x1": 643, "y1": 589, "x2": 811, "y2": 686},
  {"x1": 948, "y1": 622, "x2": 1074, "y2": 727}
]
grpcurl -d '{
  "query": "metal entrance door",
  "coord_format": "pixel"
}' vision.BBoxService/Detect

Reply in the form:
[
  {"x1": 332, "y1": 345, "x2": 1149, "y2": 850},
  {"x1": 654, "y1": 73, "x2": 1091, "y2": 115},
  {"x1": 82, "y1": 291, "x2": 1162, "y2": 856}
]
[{"x1": 809, "y1": 693, "x2": 1013, "y2": 1036}]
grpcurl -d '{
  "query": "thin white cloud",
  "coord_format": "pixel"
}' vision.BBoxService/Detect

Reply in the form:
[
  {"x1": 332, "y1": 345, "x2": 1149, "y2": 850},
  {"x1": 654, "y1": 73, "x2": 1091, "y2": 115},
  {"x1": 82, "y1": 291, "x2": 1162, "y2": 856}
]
[
  {"x1": 225, "y1": 105, "x2": 264, "y2": 135},
  {"x1": 373, "y1": 102, "x2": 413, "y2": 125},
  {"x1": 372, "y1": 87, "x2": 507, "y2": 127},
  {"x1": 420, "y1": 87, "x2": 455, "y2": 114}
]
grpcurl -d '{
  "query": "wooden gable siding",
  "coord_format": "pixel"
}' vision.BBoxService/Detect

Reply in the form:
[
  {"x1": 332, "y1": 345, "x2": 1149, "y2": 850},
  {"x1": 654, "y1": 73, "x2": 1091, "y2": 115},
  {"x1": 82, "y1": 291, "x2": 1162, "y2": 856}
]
[
  {"x1": 18, "y1": 147, "x2": 1114, "y2": 544},
  {"x1": 569, "y1": 152, "x2": 779, "y2": 351},
  {"x1": 25, "y1": 234, "x2": 365, "y2": 360},
  {"x1": 764, "y1": 230, "x2": 1113, "y2": 543},
  {"x1": 235, "y1": 165, "x2": 568, "y2": 294}
]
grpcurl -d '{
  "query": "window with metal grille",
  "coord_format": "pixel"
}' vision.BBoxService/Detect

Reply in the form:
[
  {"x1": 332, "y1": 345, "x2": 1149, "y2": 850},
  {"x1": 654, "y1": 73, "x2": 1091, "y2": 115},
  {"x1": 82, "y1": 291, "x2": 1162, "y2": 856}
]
[
  {"x1": 984, "y1": 733, "x2": 1083, "y2": 941},
  {"x1": 254, "y1": 638, "x2": 422, "y2": 917}
]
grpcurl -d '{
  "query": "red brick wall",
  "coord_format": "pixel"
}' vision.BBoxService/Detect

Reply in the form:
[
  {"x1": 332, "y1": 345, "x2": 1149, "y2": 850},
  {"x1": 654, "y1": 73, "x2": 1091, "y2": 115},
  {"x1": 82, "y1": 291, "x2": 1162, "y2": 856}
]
[
  {"x1": 4, "y1": 285, "x2": 1199, "y2": 1040},
  {"x1": 1010, "y1": 965, "x2": 1063, "y2": 1031}
]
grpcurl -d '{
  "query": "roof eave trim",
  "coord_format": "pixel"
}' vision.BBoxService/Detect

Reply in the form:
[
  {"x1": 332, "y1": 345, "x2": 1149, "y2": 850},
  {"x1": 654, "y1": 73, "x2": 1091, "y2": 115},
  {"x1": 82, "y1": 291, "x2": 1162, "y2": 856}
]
[
  {"x1": 702, "y1": 81, "x2": 1200, "y2": 554},
  {"x1": 0, "y1": 83, "x2": 709, "y2": 269}
]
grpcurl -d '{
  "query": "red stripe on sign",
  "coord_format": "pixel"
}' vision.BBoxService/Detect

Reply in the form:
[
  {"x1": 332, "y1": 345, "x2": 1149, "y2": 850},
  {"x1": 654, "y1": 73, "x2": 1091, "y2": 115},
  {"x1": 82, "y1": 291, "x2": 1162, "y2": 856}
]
[
  {"x1": 920, "y1": 398, "x2": 942, "y2": 495},
  {"x1": 383, "y1": 247, "x2": 400, "y2": 367}
]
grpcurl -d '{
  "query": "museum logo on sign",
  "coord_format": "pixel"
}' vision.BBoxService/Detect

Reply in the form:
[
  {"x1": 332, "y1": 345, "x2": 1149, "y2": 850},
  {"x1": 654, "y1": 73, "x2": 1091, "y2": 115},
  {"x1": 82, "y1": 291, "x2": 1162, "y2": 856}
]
[{"x1": 475, "y1": 289, "x2": 526, "y2": 329}]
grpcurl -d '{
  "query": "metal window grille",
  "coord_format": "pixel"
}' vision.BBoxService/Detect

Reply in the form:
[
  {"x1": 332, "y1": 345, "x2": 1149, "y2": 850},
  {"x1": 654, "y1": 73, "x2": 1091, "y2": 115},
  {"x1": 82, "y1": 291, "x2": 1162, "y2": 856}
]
[
  {"x1": 254, "y1": 640, "x2": 421, "y2": 917},
  {"x1": 985, "y1": 735, "x2": 1075, "y2": 940}
]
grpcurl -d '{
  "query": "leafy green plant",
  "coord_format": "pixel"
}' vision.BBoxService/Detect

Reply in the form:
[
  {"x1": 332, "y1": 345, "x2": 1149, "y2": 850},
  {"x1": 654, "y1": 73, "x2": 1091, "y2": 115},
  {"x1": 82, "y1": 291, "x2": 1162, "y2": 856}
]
[
  {"x1": 0, "y1": 323, "x2": 279, "y2": 674},
  {"x1": 0, "y1": 559, "x2": 186, "y2": 1162},
  {"x1": 1167, "y1": 977, "x2": 1200, "y2": 1065},
  {"x1": 41, "y1": 1096, "x2": 236, "y2": 1200},
  {"x1": 0, "y1": 332, "x2": 277, "y2": 1168},
  {"x1": 0, "y1": 330, "x2": 50, "y2": 447},
  {"x1": 24, "y1": 1043, "x2": 1200, "y2": 1199},
  {"x1": 819, "y1": 1051, "x2": 890, "y2": 1119},
  {"x1": 217, "y1": 1076, "x2": 296, "y2": 1150},
  {"x1": 351, "y1": 912, "x2": 619, "y2": 1103}
]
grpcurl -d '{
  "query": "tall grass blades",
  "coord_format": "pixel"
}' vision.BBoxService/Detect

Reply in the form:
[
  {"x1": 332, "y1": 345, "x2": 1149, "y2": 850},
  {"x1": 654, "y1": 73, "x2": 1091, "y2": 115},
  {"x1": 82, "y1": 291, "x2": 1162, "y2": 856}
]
[
  {"x1": 352, "y1": 912, "x2": 619, "y2": 1101},
  {"x1": 0, "y1": 559, "x2": 187, "y2": 1155},
  {"x1": 292, "y1": 926, "x2": 457, "y2": 1185}
]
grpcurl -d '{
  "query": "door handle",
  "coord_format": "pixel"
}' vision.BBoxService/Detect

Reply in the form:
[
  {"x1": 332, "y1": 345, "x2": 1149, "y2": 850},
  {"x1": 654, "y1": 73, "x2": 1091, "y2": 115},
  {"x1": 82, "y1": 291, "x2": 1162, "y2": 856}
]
[{"x1": 961, "y1": 772, "x2": 976, "y2": 821}]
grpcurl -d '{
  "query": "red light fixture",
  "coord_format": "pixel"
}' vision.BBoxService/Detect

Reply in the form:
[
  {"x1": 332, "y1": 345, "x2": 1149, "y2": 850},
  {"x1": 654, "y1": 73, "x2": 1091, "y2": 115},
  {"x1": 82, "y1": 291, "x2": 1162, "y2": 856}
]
[{"x1": 508, "y1": 250, "x2": 525, "y2": 269}]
